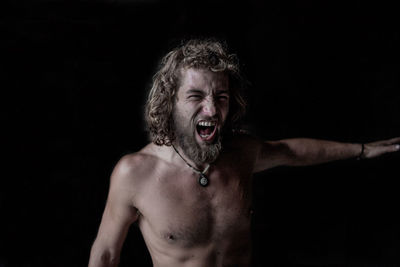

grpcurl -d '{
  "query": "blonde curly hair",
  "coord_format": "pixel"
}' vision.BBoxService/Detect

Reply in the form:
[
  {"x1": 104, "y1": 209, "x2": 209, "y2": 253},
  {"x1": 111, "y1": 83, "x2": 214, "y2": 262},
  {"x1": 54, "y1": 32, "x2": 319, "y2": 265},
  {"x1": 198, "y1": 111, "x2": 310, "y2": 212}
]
[{"x1": 145, "y1": 38, "x2": 247, "y2": 146}]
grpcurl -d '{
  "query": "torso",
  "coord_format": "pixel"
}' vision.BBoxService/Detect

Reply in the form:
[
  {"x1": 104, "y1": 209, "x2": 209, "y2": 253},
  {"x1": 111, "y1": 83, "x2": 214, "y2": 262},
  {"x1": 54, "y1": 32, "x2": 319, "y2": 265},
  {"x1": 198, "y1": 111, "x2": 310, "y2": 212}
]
[{"x1": 129, "y1": 135, "x2": 259, "y2": 267}]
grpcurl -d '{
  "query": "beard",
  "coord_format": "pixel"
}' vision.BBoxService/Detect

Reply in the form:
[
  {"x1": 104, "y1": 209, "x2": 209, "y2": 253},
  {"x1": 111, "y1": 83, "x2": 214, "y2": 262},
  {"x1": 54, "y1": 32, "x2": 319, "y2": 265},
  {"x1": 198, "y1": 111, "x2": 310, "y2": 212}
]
[{"x1": 172, "y1": 109, "x2": 223, "y2": 165}]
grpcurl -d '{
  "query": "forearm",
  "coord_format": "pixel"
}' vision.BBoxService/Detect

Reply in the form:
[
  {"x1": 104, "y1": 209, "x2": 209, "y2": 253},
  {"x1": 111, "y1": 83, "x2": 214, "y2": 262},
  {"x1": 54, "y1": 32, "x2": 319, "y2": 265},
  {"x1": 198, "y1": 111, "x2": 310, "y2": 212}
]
[
  {"x1": 280, "y1": 138, "x2": 362, "y2": 166},
  {"x1": 89, "y1": 241, "x2": 120, "y2": 267}
]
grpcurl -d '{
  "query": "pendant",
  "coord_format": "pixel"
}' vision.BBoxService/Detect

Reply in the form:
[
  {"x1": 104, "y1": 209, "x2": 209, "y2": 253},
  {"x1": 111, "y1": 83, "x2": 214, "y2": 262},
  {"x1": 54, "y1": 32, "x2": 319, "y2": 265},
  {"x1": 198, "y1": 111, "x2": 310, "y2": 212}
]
[{"x1": 198, "y1": 174, "x2": 209, "y2": 187}]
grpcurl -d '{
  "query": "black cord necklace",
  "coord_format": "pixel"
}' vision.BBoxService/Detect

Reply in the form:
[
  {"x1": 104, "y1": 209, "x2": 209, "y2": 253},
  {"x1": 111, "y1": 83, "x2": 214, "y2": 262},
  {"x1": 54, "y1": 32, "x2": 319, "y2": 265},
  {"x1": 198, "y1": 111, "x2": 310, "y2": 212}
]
[{"x1": 172, "y1": 145, "x2": 210, "y2": 187}]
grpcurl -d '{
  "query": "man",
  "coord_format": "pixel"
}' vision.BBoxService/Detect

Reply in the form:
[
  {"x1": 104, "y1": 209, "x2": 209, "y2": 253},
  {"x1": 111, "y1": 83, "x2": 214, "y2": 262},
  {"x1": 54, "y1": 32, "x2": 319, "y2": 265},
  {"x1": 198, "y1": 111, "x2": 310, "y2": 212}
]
[{"x1": 89, "y1": 39, "x2": 399, "y2": 267}]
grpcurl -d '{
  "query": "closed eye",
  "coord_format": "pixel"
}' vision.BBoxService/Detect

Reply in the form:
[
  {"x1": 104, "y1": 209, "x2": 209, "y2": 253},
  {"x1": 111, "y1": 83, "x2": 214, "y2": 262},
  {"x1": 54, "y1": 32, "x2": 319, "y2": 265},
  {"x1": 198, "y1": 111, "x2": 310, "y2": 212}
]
[
  {"x1": 186, "y1": 89, "x2": 204, "y2": 100},
  {"x1": 217, "y1": 95, "x2": 229, "y2": 101},
  {"x1": 188, "y1": 95, "x2": 202, "y2": 100}
]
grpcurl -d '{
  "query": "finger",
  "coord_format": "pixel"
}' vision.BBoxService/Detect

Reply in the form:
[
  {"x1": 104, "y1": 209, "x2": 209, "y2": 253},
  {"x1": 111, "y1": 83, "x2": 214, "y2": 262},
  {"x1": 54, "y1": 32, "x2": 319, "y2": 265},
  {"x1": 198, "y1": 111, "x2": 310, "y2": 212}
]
[
  {"x1": 370, "y1": 137, "x2": 400, "y2": 146},
  {"x1": 367, "y1": 144, "x2": 400, "y2": 158},
  {"x1": 385, "y1": 137, "x2": 400, "y2": 144},
  {"x1": 379, "y1": 144, "x2": 400, "y2": 154}
]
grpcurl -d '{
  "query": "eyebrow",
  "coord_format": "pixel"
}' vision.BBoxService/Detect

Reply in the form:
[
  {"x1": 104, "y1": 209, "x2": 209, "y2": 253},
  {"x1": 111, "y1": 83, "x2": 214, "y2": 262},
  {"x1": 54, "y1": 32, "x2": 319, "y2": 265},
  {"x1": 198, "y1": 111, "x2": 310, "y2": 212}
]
[
  {"x1": 216, "y1": 90, "x2": 229, "y2": 95},
  {"x1": 186, "y1": 89, "x2": 230, "y2": 95},
  {"x1": 186, "y1": 89, "x2": 204, "y2": 95}
]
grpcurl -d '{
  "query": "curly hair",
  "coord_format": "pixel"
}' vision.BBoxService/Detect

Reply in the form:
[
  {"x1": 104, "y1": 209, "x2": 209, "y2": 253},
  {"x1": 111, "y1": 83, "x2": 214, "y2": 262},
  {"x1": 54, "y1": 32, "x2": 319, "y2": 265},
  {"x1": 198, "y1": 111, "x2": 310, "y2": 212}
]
[{"x1": 145, "y1": 38, "x2": 247, "y2": 146}]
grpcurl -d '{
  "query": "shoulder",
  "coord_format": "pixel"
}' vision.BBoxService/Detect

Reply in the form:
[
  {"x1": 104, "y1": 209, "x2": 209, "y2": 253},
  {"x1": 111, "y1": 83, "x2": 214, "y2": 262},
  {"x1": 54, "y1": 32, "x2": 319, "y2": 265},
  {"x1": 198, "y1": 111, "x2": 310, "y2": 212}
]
[
  {"x1": 222, "y1": 131, "x2": 263, "y2": 170},
  {"x1": 110, "y1": 144, "x2": 162, "y2": 191},
  {"x1": 225, "y1": 130, "x2": 263, "y2": 153},
  {"x1": 227, "y1": 130, "x2": 288, "y2": 156},
  {"x1": 224, "y1": 131, "x2": 289, "y2": 172}
]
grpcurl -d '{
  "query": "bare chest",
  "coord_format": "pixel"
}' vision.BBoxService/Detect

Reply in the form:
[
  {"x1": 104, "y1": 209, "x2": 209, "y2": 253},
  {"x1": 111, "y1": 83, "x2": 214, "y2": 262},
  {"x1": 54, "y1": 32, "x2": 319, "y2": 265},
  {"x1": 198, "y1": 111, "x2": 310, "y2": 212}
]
[{"x1": 137, "y1": 165, "x2": 253, "y2": 248}]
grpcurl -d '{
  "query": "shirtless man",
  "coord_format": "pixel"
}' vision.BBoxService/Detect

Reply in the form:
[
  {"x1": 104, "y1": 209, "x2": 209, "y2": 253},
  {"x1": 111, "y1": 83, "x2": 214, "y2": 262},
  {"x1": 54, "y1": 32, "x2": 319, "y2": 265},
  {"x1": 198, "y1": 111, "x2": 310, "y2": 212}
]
[{"x1": 88, "y1": 39, "x2": 400, "y2": 267}]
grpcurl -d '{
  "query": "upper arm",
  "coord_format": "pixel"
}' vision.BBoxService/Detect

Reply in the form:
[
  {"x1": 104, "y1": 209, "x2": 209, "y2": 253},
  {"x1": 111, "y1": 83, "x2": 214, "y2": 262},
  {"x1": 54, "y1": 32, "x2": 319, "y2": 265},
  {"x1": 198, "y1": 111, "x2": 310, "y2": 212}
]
[
  {"x1": 90, "y1": 155, "x2": 140, "y2": 264},
  {"x1": 253, "y1": 140, "x2": 294, "y2": 173}
]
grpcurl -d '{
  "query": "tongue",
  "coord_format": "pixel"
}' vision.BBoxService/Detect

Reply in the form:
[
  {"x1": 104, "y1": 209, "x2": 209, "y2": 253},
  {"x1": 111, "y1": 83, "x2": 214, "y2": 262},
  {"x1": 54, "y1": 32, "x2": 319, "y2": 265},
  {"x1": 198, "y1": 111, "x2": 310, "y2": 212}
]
[{"x1": 199, "y1": 127, "x2": 213, "y2": 136}]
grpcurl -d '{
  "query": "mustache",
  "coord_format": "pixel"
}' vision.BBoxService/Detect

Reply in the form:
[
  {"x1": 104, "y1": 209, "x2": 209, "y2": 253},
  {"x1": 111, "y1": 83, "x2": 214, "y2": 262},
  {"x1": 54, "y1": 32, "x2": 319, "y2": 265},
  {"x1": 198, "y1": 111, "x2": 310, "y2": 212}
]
[{"x1": 190, "y1": 108, "x2": 221, "y2": 124}]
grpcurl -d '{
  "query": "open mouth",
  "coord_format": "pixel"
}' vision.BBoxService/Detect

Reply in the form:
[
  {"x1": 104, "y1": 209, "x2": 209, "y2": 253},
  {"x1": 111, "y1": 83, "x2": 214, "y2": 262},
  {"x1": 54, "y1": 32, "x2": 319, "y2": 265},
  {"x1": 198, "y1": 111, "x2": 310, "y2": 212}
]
[{"x1": 196, "y1": 120, "x2": 217, "y2": 142}]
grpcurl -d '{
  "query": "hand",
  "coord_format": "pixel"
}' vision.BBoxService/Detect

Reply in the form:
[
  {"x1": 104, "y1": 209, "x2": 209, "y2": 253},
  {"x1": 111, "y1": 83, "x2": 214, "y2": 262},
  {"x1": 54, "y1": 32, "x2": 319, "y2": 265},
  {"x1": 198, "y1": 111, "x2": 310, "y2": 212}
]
[{"x1": 362, "y1": 137, "x2": 400, "y2": 159}]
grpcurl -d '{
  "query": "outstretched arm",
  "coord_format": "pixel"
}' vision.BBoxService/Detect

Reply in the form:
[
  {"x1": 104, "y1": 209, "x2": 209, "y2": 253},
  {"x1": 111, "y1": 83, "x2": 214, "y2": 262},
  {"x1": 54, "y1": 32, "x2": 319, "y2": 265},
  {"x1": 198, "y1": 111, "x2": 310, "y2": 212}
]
[{"x1": 254, "y1": 137, "x2": 400, "y2": 173}]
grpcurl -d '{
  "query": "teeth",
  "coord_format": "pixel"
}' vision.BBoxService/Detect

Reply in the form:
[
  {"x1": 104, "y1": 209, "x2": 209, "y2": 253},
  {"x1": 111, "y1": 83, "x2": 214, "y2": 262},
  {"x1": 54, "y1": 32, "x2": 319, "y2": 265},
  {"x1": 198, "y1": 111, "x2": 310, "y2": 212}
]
[{"x1": 198, "y1": 121, "x2": 216, "y2": 127}]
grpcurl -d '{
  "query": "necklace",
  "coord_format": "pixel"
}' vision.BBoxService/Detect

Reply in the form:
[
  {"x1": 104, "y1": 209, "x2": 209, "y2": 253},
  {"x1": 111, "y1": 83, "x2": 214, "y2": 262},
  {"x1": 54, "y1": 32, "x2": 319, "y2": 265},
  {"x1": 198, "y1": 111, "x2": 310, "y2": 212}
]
[{"x1": 172, "y1": 145, "x2": 210, "y2": 187}]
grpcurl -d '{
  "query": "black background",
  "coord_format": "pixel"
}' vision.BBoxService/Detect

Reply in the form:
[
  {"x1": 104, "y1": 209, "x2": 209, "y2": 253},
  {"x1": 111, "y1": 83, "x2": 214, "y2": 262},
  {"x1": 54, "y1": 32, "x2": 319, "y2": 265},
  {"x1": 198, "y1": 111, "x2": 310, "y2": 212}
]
[{"x1": 1, "y1": 0, "x2": 400, "y2": 266}]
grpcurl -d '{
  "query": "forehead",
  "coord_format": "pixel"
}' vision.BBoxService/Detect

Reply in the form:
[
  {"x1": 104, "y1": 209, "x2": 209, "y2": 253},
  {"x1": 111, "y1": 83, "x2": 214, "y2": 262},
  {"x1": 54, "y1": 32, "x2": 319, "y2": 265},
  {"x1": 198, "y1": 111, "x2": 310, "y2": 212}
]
[{"x1": 178, "y1": 68, "x2": 229, "y2": 93}]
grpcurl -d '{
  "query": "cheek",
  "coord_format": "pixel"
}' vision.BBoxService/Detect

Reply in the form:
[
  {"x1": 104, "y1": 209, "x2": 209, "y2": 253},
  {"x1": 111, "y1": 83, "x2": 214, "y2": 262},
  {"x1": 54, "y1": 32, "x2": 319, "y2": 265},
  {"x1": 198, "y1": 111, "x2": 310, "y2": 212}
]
[
  {"x1": 175, "y1": 102, "x2": 191, "y2": 116},
  {"x1": 175, "y1": 105, "x2": 198, "y2": 125},
  {"x1": 218, "y1": 103, "x2": 229, "y2": 123}
]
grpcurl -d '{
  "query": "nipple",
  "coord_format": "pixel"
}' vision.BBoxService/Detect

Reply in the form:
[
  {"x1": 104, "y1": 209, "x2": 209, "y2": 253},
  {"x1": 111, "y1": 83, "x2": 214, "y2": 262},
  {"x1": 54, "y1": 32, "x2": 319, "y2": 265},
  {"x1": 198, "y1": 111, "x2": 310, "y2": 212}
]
[
  {"x1": 249, "y1": 208, "x2": 254, "y2": 217},
  {"x1": 167, "y1": 234, "x2": 175, "y2": 242}
]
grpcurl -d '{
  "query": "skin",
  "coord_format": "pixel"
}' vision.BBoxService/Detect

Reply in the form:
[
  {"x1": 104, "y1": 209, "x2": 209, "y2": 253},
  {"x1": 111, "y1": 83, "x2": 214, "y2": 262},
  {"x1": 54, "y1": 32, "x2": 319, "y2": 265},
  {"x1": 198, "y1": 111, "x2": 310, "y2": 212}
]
[{"x1": 89, "y1": 68, "x2": 400, "y2": 267}]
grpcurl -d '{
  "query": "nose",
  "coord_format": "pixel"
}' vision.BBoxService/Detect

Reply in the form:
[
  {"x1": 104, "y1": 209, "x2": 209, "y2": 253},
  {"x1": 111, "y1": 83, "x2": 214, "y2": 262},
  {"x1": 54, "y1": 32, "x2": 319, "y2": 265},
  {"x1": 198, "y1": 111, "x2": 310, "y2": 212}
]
[{"x1": 202, "y1": 98, "x2": 217, "y2": 116}]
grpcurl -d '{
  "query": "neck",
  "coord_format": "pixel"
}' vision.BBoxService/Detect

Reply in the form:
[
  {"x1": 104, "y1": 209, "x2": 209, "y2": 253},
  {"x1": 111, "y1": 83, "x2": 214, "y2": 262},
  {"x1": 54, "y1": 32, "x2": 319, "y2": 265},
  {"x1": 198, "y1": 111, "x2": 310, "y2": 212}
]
[{"x1": 171, "y1": 143, "x2": 208, "y2": 171}]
